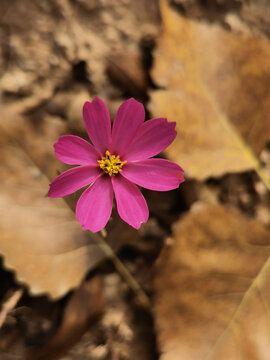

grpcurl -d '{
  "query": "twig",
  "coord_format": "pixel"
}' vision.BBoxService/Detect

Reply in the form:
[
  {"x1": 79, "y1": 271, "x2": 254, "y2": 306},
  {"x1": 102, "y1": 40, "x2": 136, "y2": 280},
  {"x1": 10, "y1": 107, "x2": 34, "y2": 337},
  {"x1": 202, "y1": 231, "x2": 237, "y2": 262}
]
[{"x1": 0, "y1": 289, "x2": 23, "y2": 328}]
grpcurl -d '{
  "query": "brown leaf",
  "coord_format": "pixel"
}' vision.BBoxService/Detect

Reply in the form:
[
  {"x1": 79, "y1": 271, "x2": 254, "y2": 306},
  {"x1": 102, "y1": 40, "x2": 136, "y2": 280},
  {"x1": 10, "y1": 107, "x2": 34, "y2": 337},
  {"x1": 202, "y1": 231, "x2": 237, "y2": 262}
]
[
  {"x1": 27, "y1": 276, "x2": 104, "y2": 360},
  {"x1": 0, "y1": 0, "x2": 161, "y2": 116},
  {"x1": 241, "y1": 0, "x2": 270, "y2": 38},
  {"x1": 153, "y1": 204, "x2": 270, "y2": 360},
  {"x1": 0, "y1": 119, "x2": 107, "y2": 299},
  {"x1": 106, "y1": 50, "x2": 148, "y2": 98},
  {"x1": 0, "y1": 113, "x2": 68, "y2": 181},
  {"x1": 149, "y1": 0, "x2": 270, "y2": 180}
]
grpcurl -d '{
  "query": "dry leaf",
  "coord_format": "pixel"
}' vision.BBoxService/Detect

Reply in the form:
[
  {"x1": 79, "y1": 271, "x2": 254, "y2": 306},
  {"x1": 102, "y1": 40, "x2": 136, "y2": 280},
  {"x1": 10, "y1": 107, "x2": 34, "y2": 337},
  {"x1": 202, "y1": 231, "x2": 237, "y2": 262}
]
[
  {"x1": 154, "y1": 204, "x2": 270, "y2": 360},
  {"x1": 149, "y1": 0, "x2": 270, "y2": 180},
  {"x1": 106, "y1": 50, "x2": 148, "y2": 98},
  {"x1": 0, "y1": 120, "x2": 107, "y2": 299},
  {"x1": 0, "y1": 113, "x2": 69, "y2": 181},
  {"x1": 241, "y1": 0, "x2": 270, "y2": 38},
  {"x1": 0, "y1": 0, "x2": 160, "y2": 116},
  {"x1": 27, "y1": 276, "x2": 104, "y2": 360}
]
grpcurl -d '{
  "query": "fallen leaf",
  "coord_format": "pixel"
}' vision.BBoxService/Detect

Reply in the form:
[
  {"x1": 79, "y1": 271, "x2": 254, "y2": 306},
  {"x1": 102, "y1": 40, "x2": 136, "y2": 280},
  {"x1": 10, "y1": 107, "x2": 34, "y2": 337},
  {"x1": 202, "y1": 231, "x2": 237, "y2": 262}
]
[
  {"x1": 0, "y1": 113, "x2": 68, "y2": 181},
  {"x1": 149, "y1": 0, "x2": 270, "y2": 181},
  {"x1": 27, "y1": 276, "x2": 104, "y2": 360},
  {"x1": 0, "y1": 119, "x2": 107, "y2": 299},
  {"x1": 241, "y1": 0, "x2": 270, "y2": 38},
  {"x1": 154, "y1": 204, "x2": 270, "y2": 360},
  {"x1": 0, "y1": 0, "x2": 160, "y2": 116},
  {"x1": 106, "y1": 50, "x2": 148, "y2": 98}
]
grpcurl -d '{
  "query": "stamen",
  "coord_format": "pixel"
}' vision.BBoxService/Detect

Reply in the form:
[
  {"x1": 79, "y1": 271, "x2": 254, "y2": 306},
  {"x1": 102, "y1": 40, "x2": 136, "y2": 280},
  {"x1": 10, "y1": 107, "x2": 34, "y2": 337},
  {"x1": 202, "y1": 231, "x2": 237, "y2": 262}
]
[{"x1": 98, "y1": 150, "x2": 127, "y2": 176}]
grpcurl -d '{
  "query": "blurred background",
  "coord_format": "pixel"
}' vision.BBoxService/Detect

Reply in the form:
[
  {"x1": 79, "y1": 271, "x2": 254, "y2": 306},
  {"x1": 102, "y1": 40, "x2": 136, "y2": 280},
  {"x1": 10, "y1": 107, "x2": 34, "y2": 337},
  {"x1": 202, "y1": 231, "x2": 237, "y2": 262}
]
[{"x1": 0, "y1": 0, "x2": 270, "y2": 359}]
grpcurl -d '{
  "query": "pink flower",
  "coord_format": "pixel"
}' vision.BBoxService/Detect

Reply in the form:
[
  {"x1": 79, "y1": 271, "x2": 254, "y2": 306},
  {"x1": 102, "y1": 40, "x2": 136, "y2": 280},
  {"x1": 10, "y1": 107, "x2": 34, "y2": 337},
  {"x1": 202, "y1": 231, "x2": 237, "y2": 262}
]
[{"x1": 48, "y1": 98, "x2": 184, "y2": 232}]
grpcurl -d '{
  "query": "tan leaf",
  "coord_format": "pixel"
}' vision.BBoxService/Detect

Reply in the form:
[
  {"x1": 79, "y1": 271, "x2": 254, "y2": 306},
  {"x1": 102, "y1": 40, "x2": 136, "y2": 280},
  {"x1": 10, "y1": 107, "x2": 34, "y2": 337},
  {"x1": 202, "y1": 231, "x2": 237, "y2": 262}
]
[
  {"x1": 149, "y1": 0, "x2": 270, "y2": 181},
  {"x1": 154, "y1": 204, "x2": 270, "y2": 360},
  {"x1": 0, "y1": 120, "x2": 107, "y2": 299},
  {"x1": 27, "y1": 276, "x2": 104, "y2": 360}
]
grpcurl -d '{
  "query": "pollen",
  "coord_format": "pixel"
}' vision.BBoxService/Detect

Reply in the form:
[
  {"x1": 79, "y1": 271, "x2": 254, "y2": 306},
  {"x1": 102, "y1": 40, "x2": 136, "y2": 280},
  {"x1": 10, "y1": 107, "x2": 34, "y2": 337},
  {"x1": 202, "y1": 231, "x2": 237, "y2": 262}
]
[{"x1": 98, "y1": 150, "x2": 127, "y2": 176}]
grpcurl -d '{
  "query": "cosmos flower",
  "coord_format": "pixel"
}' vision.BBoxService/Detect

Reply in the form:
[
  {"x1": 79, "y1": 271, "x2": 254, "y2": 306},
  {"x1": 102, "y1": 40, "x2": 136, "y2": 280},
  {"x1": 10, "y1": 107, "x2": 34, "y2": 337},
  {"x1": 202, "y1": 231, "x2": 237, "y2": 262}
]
[{"x1": 48, "y1": 98, "x2": 184, "y2": 232}]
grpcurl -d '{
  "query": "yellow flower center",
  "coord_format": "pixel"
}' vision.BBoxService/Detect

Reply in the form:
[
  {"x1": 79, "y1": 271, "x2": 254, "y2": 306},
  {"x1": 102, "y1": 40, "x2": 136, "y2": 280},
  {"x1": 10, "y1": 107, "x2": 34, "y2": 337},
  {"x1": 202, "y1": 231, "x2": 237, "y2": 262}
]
[{"x1": 98, "y1": 150, "x2": 127, "y2": 176}]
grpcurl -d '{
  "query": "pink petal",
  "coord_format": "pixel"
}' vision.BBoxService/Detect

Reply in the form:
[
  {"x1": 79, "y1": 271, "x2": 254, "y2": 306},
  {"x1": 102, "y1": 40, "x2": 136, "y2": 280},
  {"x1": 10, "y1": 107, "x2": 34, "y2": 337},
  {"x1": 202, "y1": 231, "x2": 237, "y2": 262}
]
[
  {"x1": 83, "y1": 98, "x2": 111, "y2": 155},
  {"x1": 121, "y1": 158, "x2": 184, "y2": 191},
  {"x1": 54, "y1": 135, "x2": 100, "y2": 165},
  {"x1": 123, "y1": 118, "x2": 177, "y2": 161},
  {"x1": 111, "y1": 98, "x2": 145, "y2": 156},
  {"x1": 112, "y1": 175, "x2": 149, "y2": 229},
  {"x1": 76, "y1": 175, "x2": 113, "y2": 232},
  {"x1": 48, "y1": 166, "x2": 101, "y2": 198}
]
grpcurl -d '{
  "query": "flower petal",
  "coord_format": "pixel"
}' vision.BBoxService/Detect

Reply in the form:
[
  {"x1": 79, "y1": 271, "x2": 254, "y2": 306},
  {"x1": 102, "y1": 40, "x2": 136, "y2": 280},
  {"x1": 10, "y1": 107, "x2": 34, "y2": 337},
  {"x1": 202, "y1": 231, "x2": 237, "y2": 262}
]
[
  {"x1": 111, "y1": 98, "x2": 145, "y2": 155},
  {"x1": 123, "y1": 118, "x2": 177, "y2": 161},
  {"x1": 54, "y1": 135, "x2": 100, "y2": 165},
  {"x1": 112, "y1": 175, "x2": 148, "y2": 229},
  {"x1": 76, "y1": 175, "x2": 113, "y2": 232},
  {"x1": 48, "y1": 166, "x2": 101, "y2": 198},
  {"x1": 83, "y1": 98, "x2": 111, "y2": 155},
  {"x1": 121, "y1": 158, "x2": 184, "y2": 191}
]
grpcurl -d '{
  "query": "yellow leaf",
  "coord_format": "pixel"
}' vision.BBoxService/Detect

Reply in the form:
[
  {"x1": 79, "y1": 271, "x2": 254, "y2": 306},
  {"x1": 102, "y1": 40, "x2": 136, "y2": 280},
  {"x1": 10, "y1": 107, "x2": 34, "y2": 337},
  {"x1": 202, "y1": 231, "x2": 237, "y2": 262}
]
[{"x1": 150, "y1": 0, "x2": 270, "y2": 184}]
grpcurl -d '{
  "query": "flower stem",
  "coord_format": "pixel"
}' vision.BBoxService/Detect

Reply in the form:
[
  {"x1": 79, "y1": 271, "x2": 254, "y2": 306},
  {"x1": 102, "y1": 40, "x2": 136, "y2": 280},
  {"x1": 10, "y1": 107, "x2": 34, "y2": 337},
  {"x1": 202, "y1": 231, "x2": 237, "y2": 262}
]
[{"x1": 98, "y1": 231, "x2": 150, "y2": 309}]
